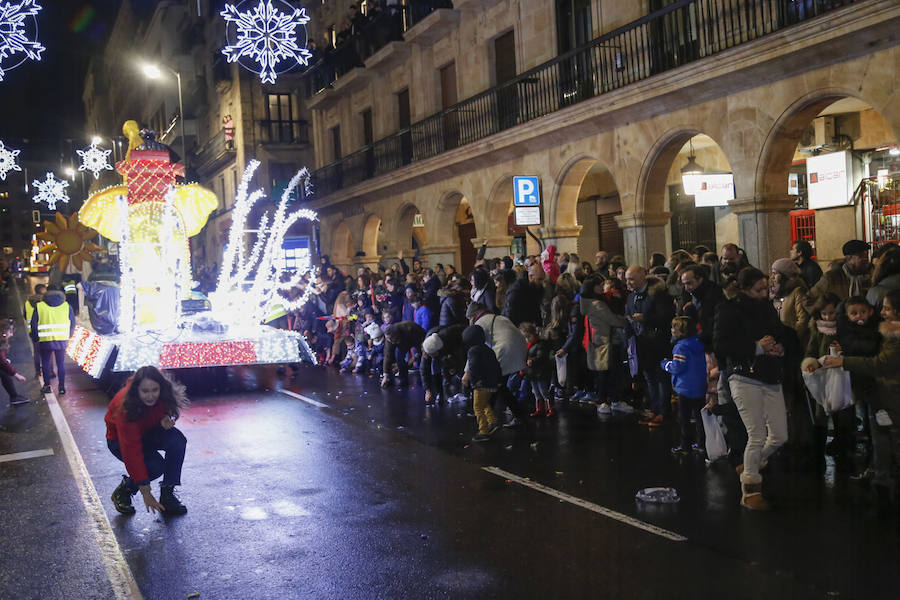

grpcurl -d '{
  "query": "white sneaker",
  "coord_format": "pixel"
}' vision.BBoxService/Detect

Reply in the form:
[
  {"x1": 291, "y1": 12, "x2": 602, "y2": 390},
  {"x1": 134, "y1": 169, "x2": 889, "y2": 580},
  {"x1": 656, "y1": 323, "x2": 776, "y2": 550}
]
[
  {"x1": 611, "y1": 401, "x2": 635, "y2": 414},
  {"x1": 597, "y1": 402, "x2": 612, "y2": 415}
]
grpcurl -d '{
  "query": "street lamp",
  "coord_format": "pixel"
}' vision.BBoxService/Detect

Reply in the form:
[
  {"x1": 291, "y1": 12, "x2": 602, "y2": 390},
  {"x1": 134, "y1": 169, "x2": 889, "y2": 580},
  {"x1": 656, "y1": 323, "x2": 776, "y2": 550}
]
[{"x1": 141, "y1": 62, "x2": 187, "y2": 166}]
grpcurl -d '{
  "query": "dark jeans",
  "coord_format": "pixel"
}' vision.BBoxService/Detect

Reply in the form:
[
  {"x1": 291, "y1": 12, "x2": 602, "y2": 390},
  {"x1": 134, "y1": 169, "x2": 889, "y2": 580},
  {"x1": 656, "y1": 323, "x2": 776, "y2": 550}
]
[
  {"x1": 592, "y1": 369, "x2": 610, "y2": 404},
  {"x1": 31, "y1": 340, "x2": 41, "y2": 375},
  {"x1": 384, "y1": 343, "x2": 411, "y2": 383},
  {"x1": 40, "y1": 345, "x2": 66, "y2": 388},
  {"x1": 677, "y1": 394, "x2": 705, "y2": 448},
  {"x1": 642, "y1": 365, "x2": 671, "y2": 416},
  {"x1": 493, "y1": 375, "x2": 524, "y2": 418},
  {"x1": 107, "y1": 426, "x2": 186, "y2": 488},
  {"x1": 1, "y1": 371, "x2": 20, "y2": 401}
]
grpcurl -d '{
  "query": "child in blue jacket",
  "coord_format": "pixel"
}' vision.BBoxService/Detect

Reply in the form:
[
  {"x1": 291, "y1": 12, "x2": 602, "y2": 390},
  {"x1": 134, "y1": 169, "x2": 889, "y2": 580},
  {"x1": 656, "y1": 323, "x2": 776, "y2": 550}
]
[{"x1": 661, "y1": 316, "x2": 707, "y2": 454}]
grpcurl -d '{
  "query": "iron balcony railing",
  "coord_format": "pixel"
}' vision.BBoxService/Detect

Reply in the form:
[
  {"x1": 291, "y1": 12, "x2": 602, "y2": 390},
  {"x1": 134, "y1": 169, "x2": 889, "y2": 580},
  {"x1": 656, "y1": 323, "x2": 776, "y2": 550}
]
[
  {"x1": 259, "y1": 119, "x2": 310, "y2": 145},
  {"x1": 301, "y1": 0, "x2": 453, "y2": 99},
  {"x1": 310, "y1": 0, "x2": 857, "y2": 198}
]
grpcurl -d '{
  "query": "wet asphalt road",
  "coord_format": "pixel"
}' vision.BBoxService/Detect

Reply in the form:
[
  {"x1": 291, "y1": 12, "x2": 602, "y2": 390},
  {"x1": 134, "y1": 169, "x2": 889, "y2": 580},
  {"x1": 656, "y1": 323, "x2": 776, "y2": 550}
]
[{"x1": 1, "y1": 302, "x2": 899, "y2": 598}]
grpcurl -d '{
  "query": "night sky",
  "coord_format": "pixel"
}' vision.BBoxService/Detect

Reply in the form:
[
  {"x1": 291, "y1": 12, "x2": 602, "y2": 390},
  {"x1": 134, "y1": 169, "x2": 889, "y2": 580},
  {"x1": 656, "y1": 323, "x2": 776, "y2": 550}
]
[{"x1": 0, "y1": 1, "x2": 121, "y2": 169}]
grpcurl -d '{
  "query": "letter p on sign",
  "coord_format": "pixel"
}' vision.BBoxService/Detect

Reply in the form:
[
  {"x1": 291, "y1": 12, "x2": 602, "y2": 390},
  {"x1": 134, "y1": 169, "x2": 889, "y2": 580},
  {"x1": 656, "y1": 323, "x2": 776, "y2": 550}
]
[{"x1": 513, "y1": 176, "x2": 540, "y2": 206}]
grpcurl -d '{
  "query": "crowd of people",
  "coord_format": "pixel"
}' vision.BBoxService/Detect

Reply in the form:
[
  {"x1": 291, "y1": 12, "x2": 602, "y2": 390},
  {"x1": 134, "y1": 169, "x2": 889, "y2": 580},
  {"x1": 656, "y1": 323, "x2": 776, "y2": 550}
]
[{"x1": 274, "y1": 238, "x2": 900, "y2": 512}]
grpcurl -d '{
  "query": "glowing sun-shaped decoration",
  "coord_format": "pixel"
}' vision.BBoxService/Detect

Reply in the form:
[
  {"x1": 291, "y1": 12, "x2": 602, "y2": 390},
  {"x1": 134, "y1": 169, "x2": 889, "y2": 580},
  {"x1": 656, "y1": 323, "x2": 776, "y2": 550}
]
[{"x1": 36, "y1": 212, "x2": 102, "y2": 271}]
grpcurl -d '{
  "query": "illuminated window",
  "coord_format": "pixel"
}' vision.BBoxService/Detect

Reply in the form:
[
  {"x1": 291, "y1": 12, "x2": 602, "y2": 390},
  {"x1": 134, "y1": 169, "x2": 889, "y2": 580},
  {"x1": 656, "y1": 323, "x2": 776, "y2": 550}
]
[{"x1": 278, "y1": 236, "x2": 310, "y2": 271}]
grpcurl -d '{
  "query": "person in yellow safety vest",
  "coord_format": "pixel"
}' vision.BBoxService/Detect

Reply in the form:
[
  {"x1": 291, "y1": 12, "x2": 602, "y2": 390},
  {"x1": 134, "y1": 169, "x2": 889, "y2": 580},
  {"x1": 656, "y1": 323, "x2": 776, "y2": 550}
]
[
  {"x1": 23, "y1": 283, "x2": 47, "y2": 379},
  {"x1": 263, "y1": 303, "x2": 288, "y2": 330},
  {"x1": 29, "y1": 285, "x2": 75, "y2": 396},
  {"x1": 62, "y1": 275, "x2": 81, "y2": 314}
]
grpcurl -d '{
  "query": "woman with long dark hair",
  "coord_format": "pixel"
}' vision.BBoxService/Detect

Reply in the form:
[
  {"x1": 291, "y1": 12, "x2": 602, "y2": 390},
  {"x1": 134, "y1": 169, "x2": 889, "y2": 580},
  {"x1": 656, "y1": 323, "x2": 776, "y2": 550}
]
[{"x1": 106, "y1": 366, "x2": 190, "y2": 515}]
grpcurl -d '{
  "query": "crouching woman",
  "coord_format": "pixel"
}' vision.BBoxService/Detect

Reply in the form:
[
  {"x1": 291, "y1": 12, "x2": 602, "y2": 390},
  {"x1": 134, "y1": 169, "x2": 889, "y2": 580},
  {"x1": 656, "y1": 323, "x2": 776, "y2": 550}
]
[{"x1": 106, "y1": 366, "x2": 190, "y2": 515}]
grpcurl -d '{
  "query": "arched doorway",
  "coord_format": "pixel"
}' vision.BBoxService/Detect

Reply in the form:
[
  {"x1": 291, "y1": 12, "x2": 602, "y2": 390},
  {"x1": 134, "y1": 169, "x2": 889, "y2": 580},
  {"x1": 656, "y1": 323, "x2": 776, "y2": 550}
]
[
  {"x1": 760, "y1": 95, "x2": 899, "y2": 262},
  {"x1": 396, "y1": 203, "x2": 426, "y2": 256},
  {"x1": 331, "y1": 221, "x2": 355, "y2": 269},
  {"x1": 361, "y1": 214, "x2": 382, "y2": 260},
  {"x1": 555, "y1": 157, "x2": 623, "y2": 262},
  {"x1": 454, "y1": 198, "x2": 477, "y2": 275}
]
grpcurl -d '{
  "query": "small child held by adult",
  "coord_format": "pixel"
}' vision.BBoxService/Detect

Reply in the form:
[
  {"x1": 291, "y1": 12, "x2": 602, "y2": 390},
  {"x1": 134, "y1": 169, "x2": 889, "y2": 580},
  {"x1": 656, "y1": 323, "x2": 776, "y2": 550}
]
[
  {"x1": 661, "y1": 316, "x2": 707, "y2": 454},
  {"x1": 824, "y1": 289, "x2": 900, "y2": 512}
]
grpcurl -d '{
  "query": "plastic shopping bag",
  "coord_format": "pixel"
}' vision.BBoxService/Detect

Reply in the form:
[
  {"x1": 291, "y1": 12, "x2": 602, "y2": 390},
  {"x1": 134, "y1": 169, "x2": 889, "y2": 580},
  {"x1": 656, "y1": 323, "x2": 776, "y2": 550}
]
[
  {"x1": 701, "y1": 408, "x2": 728, "y2": 461},
  {"x1": 803, "y1": 365, "x2": 854, "y2": 415},
  {"x1": 555, "y1": 354, "x2": 567, "y2": 387}
]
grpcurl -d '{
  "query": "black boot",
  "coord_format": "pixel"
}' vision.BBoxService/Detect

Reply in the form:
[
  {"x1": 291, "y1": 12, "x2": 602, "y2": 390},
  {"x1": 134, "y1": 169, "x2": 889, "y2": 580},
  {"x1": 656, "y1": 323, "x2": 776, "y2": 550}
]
[
  {"x1": 111, "y1": 475, "x2": 136, "y2": 515},
  {"x1": 159, "y1": 485, "x2": 188, "y2": 515}
]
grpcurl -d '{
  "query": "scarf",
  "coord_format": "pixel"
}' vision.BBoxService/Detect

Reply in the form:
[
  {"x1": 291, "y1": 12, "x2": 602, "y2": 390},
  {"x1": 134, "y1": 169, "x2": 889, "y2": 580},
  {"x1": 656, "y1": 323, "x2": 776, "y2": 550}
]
[
  {"x1": 816, "y1": 319, "x2": 837, "y2": 336},
  {"x1": 843, "y1": 263, "x2": 865, "y2": 297}
]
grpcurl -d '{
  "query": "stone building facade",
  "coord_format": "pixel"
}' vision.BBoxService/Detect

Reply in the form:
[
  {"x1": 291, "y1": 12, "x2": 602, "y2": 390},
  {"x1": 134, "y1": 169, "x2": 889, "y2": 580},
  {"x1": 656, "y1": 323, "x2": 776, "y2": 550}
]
[{"x1": 302, "y1": 0, "x2": 899, "y2": 274}]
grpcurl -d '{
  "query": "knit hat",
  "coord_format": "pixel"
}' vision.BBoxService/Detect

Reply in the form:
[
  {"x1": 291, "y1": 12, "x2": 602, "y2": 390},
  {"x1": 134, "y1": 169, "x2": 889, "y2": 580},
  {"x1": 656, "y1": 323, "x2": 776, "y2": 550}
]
[
  {"x1": 364, "y1": 322, "x2": 383, "y2": 339},
  {"x1": 771, "y1": 258, "x2": 801, "y2": 277},
  {"x1": 465, "y1": 301, "x2": 487, "y2": 319},
  {"x1": 422, "y1": 333, "x2": 444, "y2": 355}
]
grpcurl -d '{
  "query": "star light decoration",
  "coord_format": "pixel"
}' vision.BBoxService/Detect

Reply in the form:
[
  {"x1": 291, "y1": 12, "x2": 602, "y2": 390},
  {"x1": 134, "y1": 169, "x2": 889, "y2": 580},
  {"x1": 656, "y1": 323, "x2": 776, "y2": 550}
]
[
  {"x1": 0, "y1": 0, "x2": 45, "y2": 82},
  {"x1": 76, "y1": 141, "x2": 113, "y2": 179},
  {"x1": 220, "y1": 0, "x2": 312, "y2": 84},
  {"x1": 32, "y1": 172, "x2": 69, "y2": 210},
  {"x1": 0, "y1": 139, "x2": 21, "y2": 180}
]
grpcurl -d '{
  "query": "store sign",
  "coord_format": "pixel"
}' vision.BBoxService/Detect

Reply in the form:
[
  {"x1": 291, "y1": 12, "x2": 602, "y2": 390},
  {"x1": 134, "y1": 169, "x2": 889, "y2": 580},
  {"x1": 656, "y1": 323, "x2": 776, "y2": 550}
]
[
  {"x1": 514, "y1": 206, "x2": 541, "y2": 226},
  {"x1": 412, "y1": 213, "x2": 424, "y2": 227},
  {"x1": 807, "y1": 150, "x2": 853, "y2": 209},
  {"x1": 692, "y1": 173, "x2": 735, "y2": 207},
  {"x1": 788, "y1": 172, "x2": 799, "y2": 195}
]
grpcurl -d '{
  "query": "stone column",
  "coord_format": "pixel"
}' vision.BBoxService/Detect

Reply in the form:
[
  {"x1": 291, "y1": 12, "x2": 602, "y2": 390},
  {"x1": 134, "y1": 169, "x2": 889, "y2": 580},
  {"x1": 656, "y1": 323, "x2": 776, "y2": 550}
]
[
  {"x1": 419, "y1": 244, "x2": 458, "y2": 270},
  {"x1": 538, "y1": 224, "x2": 583, "y2": 255},
  {"x1": 615, "y1": 212, "x2": 672, "y2": 267},
  {"x1": 729, "y1": 195, "x2": 794, "y2": 270}
]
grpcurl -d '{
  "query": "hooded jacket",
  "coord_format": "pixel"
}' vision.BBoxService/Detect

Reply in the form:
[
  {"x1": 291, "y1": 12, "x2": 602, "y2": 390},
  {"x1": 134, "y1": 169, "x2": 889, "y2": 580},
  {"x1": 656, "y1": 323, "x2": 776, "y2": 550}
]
[
  {"x1": 462, "y1": 324, "x2": 502, "y2": 389},
  {"x1": 661, "y1": 334, "x2": 707, "y2": 398},
  {"x1": 30, "y1": 290, "x2": 75, "y2": 348},
  {"x1": 542, "y1": 245, "x2": 560, "y2": 284},
  {"x1": 842, "y1": 321, "x2": 900, "y2": 423}
]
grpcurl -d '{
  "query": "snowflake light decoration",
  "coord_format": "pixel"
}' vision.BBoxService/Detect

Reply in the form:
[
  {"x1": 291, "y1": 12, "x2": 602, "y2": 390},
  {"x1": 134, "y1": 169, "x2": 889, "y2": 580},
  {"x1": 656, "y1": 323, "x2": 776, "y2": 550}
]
[
  {"x1": 32, "y1": 172, "x2": 69, "y2": 210},
  {"x1": 0, "y1": 139, "x2": 21, "y2": 180},
  {"x1": 0, "y1": 0, "x2": 45, "y2": 82},
  {"x1": 220, "y1": 0, "x2": 312, "y2": 84},
  {"x1": 76, "y1": 141, "x2": 113, "y2": 179}
]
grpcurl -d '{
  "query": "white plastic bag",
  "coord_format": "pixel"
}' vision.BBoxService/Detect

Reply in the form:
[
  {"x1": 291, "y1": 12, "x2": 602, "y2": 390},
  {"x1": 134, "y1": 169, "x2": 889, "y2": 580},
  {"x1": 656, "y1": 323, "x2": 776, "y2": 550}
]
[
  {"x1": 555, "y1": 354, "x2": 567, "y2": 387},
  {"x1": 701, "y1": 408, "x2": 728, "y2": 461},
  {"x1": 802, "y1": 365, "x2": 854, "y2": 415}
]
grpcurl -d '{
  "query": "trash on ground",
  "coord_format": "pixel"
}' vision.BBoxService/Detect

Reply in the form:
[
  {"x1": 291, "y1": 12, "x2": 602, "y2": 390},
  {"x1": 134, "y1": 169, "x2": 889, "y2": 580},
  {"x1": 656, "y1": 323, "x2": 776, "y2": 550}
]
[{"x1": 635, "y1": 487, "x2": 680, "y2": 503}]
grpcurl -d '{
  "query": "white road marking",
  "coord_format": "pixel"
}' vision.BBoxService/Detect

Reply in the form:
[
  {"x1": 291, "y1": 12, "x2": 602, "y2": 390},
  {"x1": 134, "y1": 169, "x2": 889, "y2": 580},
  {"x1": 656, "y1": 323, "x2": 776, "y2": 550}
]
[
  {"x1": 45, "y1": 391, "x2": 144, "y2": 599},
  {"x1": 279, "y1": 389, "x2": 329, "y2": 408},
  {"x1": 0, "y1": 448, "x2": 55, "y2": 463},
  {"x1": 482, "y1": 466, "x2": 687, "y2": 542}
]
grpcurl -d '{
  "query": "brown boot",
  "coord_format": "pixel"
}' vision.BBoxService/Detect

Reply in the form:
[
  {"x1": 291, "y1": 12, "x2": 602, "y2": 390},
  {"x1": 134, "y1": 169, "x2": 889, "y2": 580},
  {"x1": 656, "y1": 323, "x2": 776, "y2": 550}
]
[{"x1": 740, "y1": 482, "x2": 770, "y2": 510}]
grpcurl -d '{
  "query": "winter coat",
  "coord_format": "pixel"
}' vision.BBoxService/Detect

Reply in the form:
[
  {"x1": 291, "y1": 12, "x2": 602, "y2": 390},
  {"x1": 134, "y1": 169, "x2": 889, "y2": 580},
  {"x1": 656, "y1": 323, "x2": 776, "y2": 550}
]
[
  {"x1": 438, "y1": 288, "x2": 467, "y2": 328},
  {"x1": 104, "y1": 384, "x2": 169, "y2": 485},
  {"x1": 661, "y1": 334, "x2": 707, "y2": 399},
  {"x1": 382, "y1": 288, "x2": 404, "y2": 324},
  {"x1": 714, "y1": 294, "x2": 784, "y2": 385},
  {"x1": 679, "y1": 279, "x2": 725, "y2": 351},
  {"x1": 777, "y1": 282, "x2": 810, "y2": 348},
  {"x1": 471, "y1": 281, "x2": 497, "y2": 313},
  {"x1": 502, "y1": 274, "x2": 541, "y2": 326},
  {"x1": 866, "y1": 272, "x2": 900, "y2": 309},
  {"x1": 798, "y1": 258, "x2": 823, "y2": 289},
  {"x1": 0, "y1": 348, "x2": 18, "y2": 377},
  {"x1": 802, "y1": 319, "x2": 837, "y2": 373},
  {"x1": 625, "y1": 276, "x2": 674, "y2": 366},
  {"x1": 29, "y1": 290, "x2": 75, "y2": 349},
  {"x1": 462, "y1": 325, "x2": 502, "y2": 390},
  {"x1": 422, "y1": 276, "x2": 441, "y2": 318},
  {"x1": 842, "y1": 321, "x2": 900, "y2": 424},
  {"x1": 424, "y1": 324, "x2": 465, "y2": 377},
  {"x1": 809, "y1": 261, "x2": 872, "y2": 302},
  {"x1": 562, "y1": 298, "x2": 585, "y2": 356},
  {"x1": 524, "y1": 338, "x2": 553, "y2": 381},
  {"x1": 473, "y1": 313, "x2": 527, "y2": 376},
  {"x1": 580, "y1": 295, "x2": 627, "y2": 371},
  {"x1": 542, "y1": 245, "x2": 560, "y2": 284},
  {"x1": 414, "y1": 305, "x2": 432, "y2": 333},
  {"x1": 836, "y1": 313, "x2": 881, "y2": 358}
]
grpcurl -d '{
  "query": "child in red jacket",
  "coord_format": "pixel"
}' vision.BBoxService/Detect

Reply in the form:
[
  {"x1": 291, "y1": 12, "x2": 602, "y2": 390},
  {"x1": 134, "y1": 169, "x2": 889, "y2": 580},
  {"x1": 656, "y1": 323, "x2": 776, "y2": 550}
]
[{"x1": 106, "y1": 366, "x2": 190, "y2": 515}]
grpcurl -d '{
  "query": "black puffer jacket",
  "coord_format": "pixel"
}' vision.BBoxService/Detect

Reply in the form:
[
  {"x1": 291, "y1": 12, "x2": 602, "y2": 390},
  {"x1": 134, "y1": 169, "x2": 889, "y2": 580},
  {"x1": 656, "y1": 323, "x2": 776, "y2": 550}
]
[
  {"x1": 524, "y1": 338, "x2": 553, "y2": 381},
  {"x1": 679, "y1": 279, "x2": 725, "y2": 351},
  {"x1": 462, "y1": 324, "x2": 502, "y2": 389},
  {"x1": 714, "y1": 294, "x2": 784, "y2": 385},
  {"x1": 502, "y1": 273, "x2": 540, "y2": 326},
  {"x1": 438, "y1": 287, "x2": 467, "y2": 328}
]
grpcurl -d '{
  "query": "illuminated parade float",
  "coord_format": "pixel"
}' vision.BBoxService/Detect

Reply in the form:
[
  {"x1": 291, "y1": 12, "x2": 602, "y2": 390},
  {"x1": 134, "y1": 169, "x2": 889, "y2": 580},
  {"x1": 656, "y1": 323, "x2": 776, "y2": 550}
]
[{"x1": 66, "y1": 122, "x2": 316, "y2": 377}]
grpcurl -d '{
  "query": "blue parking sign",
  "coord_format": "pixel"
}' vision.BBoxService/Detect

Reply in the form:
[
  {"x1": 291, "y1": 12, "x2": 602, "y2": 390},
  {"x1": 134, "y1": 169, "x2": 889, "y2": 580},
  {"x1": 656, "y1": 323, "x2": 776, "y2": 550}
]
[{"x1": 513, "y1": 176, "x2": 540, "y2": 206}]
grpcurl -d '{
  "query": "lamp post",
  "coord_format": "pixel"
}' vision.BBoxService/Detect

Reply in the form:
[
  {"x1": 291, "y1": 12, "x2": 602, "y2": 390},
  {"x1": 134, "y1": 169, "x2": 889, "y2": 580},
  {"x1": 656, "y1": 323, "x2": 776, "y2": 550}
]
[{"x1": 142, "y1": 63, "x2": 187, "y2": 166}]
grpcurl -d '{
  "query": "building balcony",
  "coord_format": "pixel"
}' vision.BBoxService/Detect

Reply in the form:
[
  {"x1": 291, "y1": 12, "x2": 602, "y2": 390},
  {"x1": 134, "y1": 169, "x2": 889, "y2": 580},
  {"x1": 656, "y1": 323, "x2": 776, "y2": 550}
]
[
  {"x1": 258, "y1": 119, "x2": 309, "y2": 147},
  {"x1": 193, "y1": 129, "x2": 236, "y2": 176},
  {"x1": 309, "y1": 0, "x2": 868, "y2": 199},
  {"x1": 403, "y1": 7, "x2": 460, "y2": 45}
]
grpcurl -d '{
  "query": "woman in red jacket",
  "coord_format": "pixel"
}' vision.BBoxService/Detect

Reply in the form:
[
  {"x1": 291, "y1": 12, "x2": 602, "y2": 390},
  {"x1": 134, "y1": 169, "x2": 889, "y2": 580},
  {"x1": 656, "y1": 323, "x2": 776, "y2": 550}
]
[{"x1": 106, "y1": 366, "x2": 190, "y2": 515}]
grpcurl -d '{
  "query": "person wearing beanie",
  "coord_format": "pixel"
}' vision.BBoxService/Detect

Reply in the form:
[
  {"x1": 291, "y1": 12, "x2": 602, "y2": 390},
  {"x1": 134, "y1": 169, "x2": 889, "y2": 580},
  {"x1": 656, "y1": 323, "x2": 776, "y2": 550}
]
[
  {"x1": 421, "y1": 324, "x2": 465, "y2": 404},
  {"x1": 771, "y1": 257, "x2": 810, "y2": 346}
]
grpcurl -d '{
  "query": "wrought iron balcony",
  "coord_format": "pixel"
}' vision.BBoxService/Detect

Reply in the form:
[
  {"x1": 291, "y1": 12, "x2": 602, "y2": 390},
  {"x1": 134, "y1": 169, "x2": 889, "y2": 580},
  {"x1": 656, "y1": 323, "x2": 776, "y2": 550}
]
[
  {"x1": 193, "y1": 129, "x2": 236, "y2": 175},
  {"x1": 259, "y1": 119, "x2": 309, "y2": 145},
  {"x1": 310, "y1": 0, "x2": 857, "y2": 198}
]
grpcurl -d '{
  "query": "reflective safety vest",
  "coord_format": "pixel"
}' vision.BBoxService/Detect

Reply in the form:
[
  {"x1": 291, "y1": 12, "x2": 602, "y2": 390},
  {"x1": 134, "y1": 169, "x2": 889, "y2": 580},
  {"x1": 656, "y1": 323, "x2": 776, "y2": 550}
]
[
  {"x1": 63, "y1": 281, "x2": 77, "y2": 295},
  {"x1": 264, "y1": 303, "x2": 287, "y2": 324},
  {"x1": 24, "y1": 301, "x2": 35, "y2": 334},
  {"x1": 35, "y1": 302, "x2": 71, "y2": 341}
]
